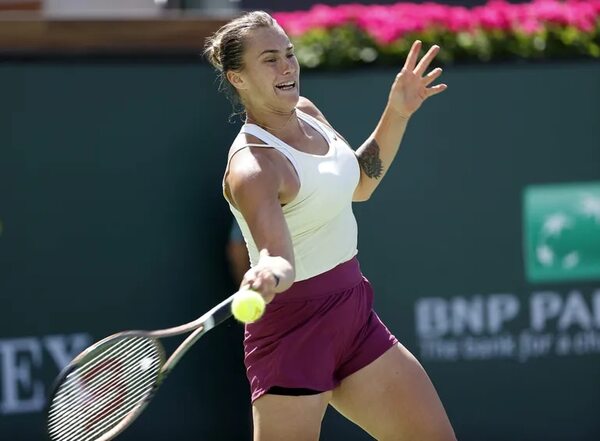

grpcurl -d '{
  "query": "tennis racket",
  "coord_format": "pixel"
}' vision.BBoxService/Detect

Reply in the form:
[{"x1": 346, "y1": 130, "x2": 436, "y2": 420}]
[{"x1": 46, "y1": 293, "x2": 237, "y2": 441}]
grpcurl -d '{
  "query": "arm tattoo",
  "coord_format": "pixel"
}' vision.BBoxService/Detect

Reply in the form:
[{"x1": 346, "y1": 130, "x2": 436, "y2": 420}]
[{"x1": 357, "y1": 139, "x2": 383, "y2": 179}]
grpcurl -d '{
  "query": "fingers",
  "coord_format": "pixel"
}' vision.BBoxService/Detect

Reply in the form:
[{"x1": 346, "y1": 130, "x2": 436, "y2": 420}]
[
  {"x1": 402, "y1": 41, "x2": 442, "y2": 80},
  {"x1": 242, "y1": 271, "x2": 274, "y2": 292},
  {"x1": 403, "y1": 40, "x2": 422, "y2": 72},
  {"x1": 415, "y1": 44, "x2": 440, "y2": 76},
  {"x1": 241, "y1": 267, "x2": 277, "y2": 302},
  {"x1": 426, "y1": 83, "x2": 448, "y2": 97},
  {"x1": 422, "y1": 67, "x2": 443, "y2": 86}
]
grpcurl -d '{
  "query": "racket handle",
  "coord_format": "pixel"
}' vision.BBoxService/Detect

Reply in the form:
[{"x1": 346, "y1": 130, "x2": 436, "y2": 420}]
[{"x1": 162, "y1": 295, "x2": 235, "y2": 373}]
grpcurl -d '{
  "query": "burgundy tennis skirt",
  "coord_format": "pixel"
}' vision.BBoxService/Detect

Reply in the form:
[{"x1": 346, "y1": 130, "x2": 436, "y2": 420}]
[{"x1": 243, "y1": 257, "x2": 398, "y2": 403}]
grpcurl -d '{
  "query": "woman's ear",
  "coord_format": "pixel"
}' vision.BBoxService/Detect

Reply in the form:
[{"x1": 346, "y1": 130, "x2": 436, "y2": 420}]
[{"x1": 227, "y1": 71, "x2": 247, "y2": 91}]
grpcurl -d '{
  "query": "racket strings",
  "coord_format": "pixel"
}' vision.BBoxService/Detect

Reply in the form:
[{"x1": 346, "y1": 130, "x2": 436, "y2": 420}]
[
  {"x1": 48, "y1": 336, "x2": 162, "y2": 441},
  {"x1": 49, "y1": 337, "x2": 161, "y2": 441},
  {"x1": 51, "y1": 359, "x2": 153, "y2": 440},
  {"x1": 49, "y1": 337, "x2": 160, "y2": 441},
  {"x1": 49, "y1": 338, "x2": 147, "y2": 434},
  {"x1": 50, "y1": 338, "x2": 142, "y2": 416},
  {"x1": 50, "y1": 338, "x2": 152, "y2": 422}
]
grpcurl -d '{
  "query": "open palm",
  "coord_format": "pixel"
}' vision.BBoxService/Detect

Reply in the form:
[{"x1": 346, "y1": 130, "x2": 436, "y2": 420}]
[{"x1": 388, "y1": 40, "x2": 447, "y2": 118}]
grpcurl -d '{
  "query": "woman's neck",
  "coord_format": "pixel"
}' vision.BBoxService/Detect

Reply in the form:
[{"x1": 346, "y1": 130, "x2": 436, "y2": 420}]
[{"x1": 245, "y1": 106, "x2": 299, "y2": 137}]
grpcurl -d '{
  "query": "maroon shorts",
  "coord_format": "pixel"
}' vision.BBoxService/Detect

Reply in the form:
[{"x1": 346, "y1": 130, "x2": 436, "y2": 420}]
[{"x1": 243, "y1": 257, "x2": 398, "y2": 403}]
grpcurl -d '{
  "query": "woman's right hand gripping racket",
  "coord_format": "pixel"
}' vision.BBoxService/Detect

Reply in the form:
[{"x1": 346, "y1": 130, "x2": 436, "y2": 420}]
[{"x1": 46, "y1": 292, "x2": 253, "y2": 441}]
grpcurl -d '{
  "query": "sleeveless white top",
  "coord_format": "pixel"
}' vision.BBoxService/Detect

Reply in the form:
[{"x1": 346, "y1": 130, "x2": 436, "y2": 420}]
[{"x1": 224, "y1": 109, "x2": 360, "y2": 282}]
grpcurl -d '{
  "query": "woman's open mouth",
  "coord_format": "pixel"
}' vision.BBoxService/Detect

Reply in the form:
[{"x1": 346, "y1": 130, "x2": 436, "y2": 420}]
[{"x1": 275, "y1": 81, "x2": 296, "y2": 91}]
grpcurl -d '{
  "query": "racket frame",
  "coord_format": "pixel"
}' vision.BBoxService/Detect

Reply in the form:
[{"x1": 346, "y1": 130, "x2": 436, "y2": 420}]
[{"x1": 46, "y1": 293, "x2": 236, "y2": 441}]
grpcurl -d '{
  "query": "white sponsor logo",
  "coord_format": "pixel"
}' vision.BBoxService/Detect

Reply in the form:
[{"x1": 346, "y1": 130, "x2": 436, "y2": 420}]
[
  {"x1": 0, "y1": 333, "x2": 92, "y2": 414},
  {"x1": 415, "y1": 290, "x2": 600, "y2": 362}
]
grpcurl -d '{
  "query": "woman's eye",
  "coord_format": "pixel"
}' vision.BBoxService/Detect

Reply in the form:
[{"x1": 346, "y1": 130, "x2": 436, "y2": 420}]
[
  {"x1": 265, "y1": 59, "x2": 276, "y2": 63},
  {"x1": 286, "y1": 53, "x2": 295, "y2": 58}
]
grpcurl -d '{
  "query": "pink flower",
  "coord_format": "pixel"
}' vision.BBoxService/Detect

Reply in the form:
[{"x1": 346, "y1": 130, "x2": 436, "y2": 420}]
[
  {"x1": 564, "y1": 1, "x2": 597, "y2": 32},
  {"x1": 531, "y1": 0, "x2": 569, "y2": 25},
  {"x1": 273, "y1": 0, "x2": 600, "y2": 42},
  {"x1": 472, "y1": 1, "x2": 518, "y2": 31},
  {"x1": 447, "y1": 7, "x2": 476, "y2": 32},
  {"x1": 273, "y1": 12, "x2": 313, "y2": 37},
  {"x1": 309, "y1": 5, "x2": 351, "y2": 28},
  {"x1": 521, "y1": 18, "x2": 543, "y2": 35}
]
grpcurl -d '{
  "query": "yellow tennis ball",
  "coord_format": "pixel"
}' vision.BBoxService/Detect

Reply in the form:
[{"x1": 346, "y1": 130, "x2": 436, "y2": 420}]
[{"x1": 231, "y1": 290, "x2": 266, "y2": 324}]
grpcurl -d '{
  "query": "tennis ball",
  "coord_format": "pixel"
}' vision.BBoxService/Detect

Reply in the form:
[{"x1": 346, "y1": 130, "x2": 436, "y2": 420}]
[{"x1": 231, "y1": 289, "x2": 266, "y2": 324}]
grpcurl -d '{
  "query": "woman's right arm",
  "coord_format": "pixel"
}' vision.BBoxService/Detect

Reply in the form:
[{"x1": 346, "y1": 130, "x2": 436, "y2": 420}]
[{"x1": 226, "y1": 148, "x2": 295, "y2": 303}]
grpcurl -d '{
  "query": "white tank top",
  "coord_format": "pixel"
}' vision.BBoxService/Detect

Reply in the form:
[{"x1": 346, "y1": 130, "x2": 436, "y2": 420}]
[{"x1": 224, "y1": 109, "x2": 360, "y2": 282}]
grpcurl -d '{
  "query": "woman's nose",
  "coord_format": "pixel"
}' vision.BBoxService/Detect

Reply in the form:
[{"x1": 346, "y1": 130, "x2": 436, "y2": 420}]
[{"x1": 282, "y1": 58, "x2": 295, "y2": 75}]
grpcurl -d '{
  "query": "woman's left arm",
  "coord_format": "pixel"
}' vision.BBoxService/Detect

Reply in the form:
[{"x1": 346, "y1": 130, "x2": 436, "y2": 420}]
[{"x1": 353, "y1": 40, "x2": 447, "y2": 202}]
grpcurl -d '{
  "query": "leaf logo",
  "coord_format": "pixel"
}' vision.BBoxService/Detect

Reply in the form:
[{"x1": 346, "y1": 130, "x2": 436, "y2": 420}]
[{"x1": 524, "y1": 183, "x2": 600, "y2": 283}]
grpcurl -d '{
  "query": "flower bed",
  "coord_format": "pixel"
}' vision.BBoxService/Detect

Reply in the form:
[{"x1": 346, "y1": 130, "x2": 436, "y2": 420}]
[{"x1": 273, "y1": 0, "x2": 600, "y2": 68}]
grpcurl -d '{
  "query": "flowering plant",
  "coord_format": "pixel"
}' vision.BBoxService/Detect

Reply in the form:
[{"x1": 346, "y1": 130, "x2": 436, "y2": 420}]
[{"x1": 273, "y1": 0, "x2": 600, "y2": 68}]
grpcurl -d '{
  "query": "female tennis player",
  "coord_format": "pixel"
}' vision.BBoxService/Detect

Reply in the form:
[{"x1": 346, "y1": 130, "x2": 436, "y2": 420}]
[{"x1": 206, "y1": 11, "x2": 455, "y2": 441}]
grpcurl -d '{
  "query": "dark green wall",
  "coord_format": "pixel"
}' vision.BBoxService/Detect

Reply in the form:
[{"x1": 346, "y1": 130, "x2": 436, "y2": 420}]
[
  {"x1": 0, "y1": 62, "x2": 251, "y2": 440},
  {"x1": 1, "y1": 60, "x2": 599, "y2": 440}
]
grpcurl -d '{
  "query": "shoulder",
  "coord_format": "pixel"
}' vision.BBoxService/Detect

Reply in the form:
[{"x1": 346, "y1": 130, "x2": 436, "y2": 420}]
[
  {"x1": 230, "y1": 131, "x2": 269, "y2": 156},
  {"x1": 225, "y1": 137, "x2": 282, "y2": 208},
  {"x1": 227, "y1": 139, "x2": 280, "y2": 185},
  {"x1": 296, "y1": 96, "x2": 331, "y2": 127},
  {"x1": 227, "y1": 132, "x2": 279, "y2": 174},
  {"x1": 226, "y1": 150, "x2": 282, "y2": 210}
]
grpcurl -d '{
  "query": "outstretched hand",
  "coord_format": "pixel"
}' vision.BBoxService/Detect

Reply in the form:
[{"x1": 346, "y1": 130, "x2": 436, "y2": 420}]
[{"x1": 388, "y1": 40, "x2": 447, "y2": 119}]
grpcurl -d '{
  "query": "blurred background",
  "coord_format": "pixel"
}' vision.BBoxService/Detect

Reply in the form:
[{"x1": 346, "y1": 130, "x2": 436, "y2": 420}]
[{"x1": 0, "y1": 0, "x2": 599, "y2": 440}]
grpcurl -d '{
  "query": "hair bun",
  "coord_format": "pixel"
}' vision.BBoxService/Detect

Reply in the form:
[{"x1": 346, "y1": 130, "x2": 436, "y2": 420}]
[
  {"x1": 204, "y1": 38, "x2": 223, "y2": 71},
  {"x1": 204, "y1": 11, "x2": 274, "y2": 74}
]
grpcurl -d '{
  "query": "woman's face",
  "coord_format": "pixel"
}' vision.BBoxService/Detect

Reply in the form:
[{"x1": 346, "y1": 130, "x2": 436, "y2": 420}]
[{"x1": 231, "y1": 25, "x2": 300, "y2": 113}]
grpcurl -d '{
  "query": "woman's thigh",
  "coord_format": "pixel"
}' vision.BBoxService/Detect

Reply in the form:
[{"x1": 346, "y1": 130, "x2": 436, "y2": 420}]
[
  {"x1": 331, "y1": 343, "x2": 456, "y2": 441},
  {"x1": 252, "y1": 391, "x2": 332, "y2": 441}
]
